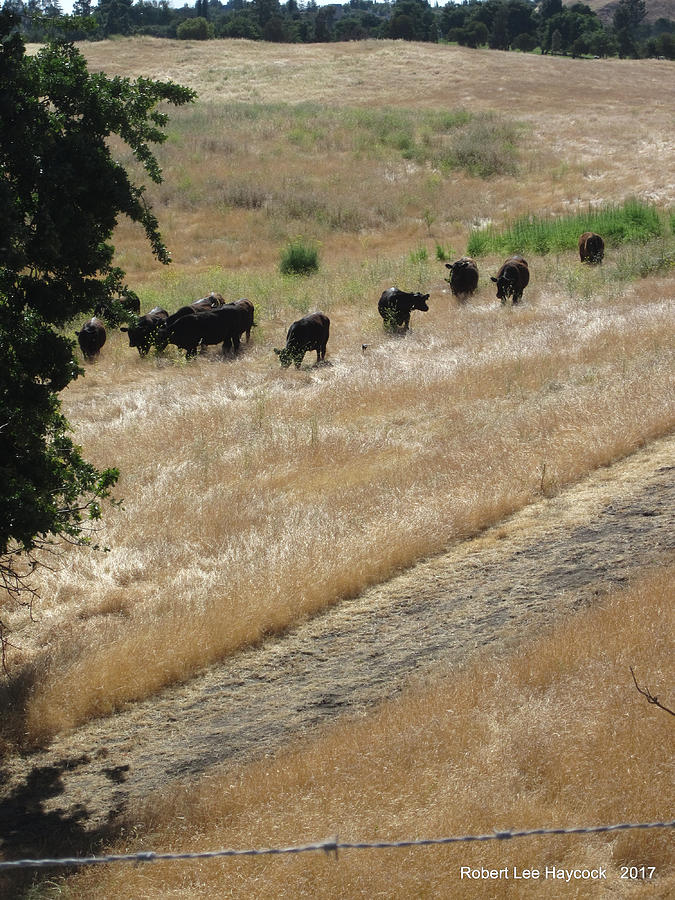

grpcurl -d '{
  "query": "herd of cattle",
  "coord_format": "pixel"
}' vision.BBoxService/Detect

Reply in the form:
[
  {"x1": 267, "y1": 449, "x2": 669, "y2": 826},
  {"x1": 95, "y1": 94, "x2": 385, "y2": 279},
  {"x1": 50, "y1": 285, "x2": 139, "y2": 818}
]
[{"x1": 76, "y1": 232, "x2": 605, "y2": 368}]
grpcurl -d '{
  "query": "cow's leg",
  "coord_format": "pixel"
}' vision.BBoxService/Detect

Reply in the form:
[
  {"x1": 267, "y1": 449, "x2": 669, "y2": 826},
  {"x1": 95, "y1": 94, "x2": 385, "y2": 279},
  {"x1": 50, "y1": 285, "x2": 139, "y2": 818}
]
[{"x1": 232, "y1": 334, "x2": 241, "y2": 355}]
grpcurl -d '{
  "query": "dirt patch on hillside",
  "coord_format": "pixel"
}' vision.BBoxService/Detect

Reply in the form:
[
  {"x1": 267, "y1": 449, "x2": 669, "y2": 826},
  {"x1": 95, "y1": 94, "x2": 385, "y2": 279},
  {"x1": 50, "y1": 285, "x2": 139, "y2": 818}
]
[{"x1": 0, "y1": 436, "x2": 673, "y2": 879}]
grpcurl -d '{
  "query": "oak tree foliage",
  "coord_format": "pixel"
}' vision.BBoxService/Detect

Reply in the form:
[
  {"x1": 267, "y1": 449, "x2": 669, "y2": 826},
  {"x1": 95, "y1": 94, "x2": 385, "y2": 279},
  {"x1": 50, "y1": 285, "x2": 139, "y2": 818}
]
[{"x1": 0, "y1": 10, "x2": 194, "y2": 661}]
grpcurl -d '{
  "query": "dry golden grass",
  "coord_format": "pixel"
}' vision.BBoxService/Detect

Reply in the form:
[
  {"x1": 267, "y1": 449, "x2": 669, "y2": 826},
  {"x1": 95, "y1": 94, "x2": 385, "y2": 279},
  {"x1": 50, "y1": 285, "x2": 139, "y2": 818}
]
[
  {"x1": 4, "y1": 38, "x2": 673, "y2": 900},
  {"x1": 66, "y1": 564, "x2": 674, "y2": 899},
  {"x1": 44, "y1": 38, "x2": 674, "y2": 278},
  {"x1": 4, "y1": 41, "x2": 673, "y2": 746},
  {"x1": 13, "y1": 258, "x2": 674, "y2": 743}
]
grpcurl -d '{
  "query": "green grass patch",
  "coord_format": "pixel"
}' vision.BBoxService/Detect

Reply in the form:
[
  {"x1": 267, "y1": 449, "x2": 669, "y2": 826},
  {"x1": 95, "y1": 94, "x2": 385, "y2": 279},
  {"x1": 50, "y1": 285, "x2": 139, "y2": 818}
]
[
  {"x1": 467, "y1": 198, "x2": 664, "y2": 257},
  {"x1": 279, "y1": 237, "x2": 320, "y2": 276},
  {"x1": 409, "y1": 246, "x2": 428, "y2": 264}
]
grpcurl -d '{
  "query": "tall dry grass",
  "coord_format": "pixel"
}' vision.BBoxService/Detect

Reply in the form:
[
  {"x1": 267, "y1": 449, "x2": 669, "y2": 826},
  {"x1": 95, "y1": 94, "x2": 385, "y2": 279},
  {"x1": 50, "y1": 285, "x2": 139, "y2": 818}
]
[
  {"x1": 61, "y1": 39, "x2": 674, "y2": 279},
  {"x1": 3, "y1": 40, "x2": 673, "y2": 746},
  {"x1": 10, "y1": 255, "x2": 673, "y2": 743},
  {"x1": 66, "y1": 564, "x2": 675, "y2": 899}
]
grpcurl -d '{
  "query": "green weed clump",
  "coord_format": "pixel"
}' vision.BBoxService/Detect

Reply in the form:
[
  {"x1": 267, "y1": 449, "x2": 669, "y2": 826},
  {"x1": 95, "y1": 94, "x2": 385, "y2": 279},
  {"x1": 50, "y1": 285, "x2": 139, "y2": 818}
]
[
  {"x1": 467, "y1": 198, "x2": 664, "y2": 256},
  {"x1": 279, "y1": 237, "x2": 320, "y2": 276},
  {"x1": 435, "y1": 243, "x2": 454, "y2": 261}
]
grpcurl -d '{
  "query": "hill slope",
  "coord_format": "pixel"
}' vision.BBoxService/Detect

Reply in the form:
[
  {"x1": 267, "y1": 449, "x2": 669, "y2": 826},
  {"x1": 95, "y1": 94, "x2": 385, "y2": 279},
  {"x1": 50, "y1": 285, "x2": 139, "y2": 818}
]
[{"x1": 568, "y1": 0, "x2": 673, "y2": 23}]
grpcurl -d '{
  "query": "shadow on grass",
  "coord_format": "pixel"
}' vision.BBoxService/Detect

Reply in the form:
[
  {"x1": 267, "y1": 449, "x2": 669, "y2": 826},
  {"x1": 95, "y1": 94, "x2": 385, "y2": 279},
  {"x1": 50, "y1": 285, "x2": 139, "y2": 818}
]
[{"x1": 0, "y1": 754, "x2": 121, "y2": 900}]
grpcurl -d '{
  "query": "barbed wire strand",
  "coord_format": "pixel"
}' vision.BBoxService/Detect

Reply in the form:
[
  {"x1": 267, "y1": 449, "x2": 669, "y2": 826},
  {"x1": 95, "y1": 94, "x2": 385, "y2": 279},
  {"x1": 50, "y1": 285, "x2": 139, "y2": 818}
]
[{"x1": 0, "y1": 820, "x2": 673, "y2": 871}]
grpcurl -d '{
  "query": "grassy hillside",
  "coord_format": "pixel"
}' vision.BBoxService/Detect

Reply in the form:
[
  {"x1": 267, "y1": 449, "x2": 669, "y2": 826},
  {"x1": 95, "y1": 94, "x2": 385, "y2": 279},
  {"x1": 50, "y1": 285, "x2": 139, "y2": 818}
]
[
  {"x1": 2, "y1": 38, "x2": 674, "y2": 898},
  {"x1": 571, "y1": 0, "x2": 674, "y2": 24},
  {"x1": 5, "y1": 33, "x2": 672, "y2": 736},
  {"x1": 49, "y1": 38, "x2": 673, "y2": 282}
]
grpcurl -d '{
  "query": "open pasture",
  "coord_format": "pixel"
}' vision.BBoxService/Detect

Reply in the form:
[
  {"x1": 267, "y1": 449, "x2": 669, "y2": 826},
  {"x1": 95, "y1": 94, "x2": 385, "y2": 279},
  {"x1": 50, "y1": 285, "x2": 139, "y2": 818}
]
[
  {"x1": 55, "y1": 38, "x2": 675, "y2": 280},
  {"x1": 2, "y1": 37, "x2": 674, "y2": 899},
  {"x1": 7, "y1": 248, "x2": 673, "y2": 744}
]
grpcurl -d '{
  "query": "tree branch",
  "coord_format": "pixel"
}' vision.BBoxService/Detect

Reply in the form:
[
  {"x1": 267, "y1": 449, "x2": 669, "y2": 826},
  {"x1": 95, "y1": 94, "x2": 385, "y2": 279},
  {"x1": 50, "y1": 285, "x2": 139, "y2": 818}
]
[{"x1": 630, "y1": 666, "x2": 675, "y2": 717}]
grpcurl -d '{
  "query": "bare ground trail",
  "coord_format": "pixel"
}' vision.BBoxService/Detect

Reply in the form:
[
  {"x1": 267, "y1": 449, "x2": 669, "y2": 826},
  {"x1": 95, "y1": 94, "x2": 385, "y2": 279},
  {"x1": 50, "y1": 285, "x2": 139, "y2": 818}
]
[{"x1": 0, "y1": 436, "x2": 673, "y2": 879}]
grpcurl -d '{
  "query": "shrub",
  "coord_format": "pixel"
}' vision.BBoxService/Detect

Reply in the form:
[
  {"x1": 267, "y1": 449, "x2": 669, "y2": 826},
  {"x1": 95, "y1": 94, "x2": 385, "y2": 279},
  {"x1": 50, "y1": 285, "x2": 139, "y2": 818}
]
[
  {"x1": 279, "y1": 237, "x2": 320, "y2": 276},
  {"x1": 443, "y1": 113, "x2": 520, "y2": 178},
  {"x1": 176, "y1": 17, "x2": 214, "y2": 40}
]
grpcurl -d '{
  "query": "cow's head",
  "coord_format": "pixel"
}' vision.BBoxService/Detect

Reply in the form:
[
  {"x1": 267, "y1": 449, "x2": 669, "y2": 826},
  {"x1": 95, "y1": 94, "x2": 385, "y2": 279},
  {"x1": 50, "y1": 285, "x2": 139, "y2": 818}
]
[
  {"x1": 274, "y1": 346, "x2": 296, "y2": 368},
  {"x1": 411, "y1": 292, "x2": 430, "y2": 311},
  {"x1": 274, "y1": 346, "x2": 305, "y2": 368},
  {"x1": 491, "y1": 274, "x2": 513, "y2": 302}
]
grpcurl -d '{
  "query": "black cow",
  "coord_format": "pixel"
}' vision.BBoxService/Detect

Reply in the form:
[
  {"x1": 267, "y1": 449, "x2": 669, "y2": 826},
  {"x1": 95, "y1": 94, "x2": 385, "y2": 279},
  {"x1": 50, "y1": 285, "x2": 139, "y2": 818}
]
[
  {"x1": 579, "y1": 232, "x2": 604, "y2": 264},
  {"x1": 490, "y1": 257, "x2": 530, "y2": 305},
  {"x1": 378, "y1": 287, "x2": 430, "y2": 332},
  {"x1": 193, "y1": 292, "x2": 226, "y2": 310},
  {"x1": 157, "y1": 305, "x2": 250, "y2": 358},
  {"x1": 274, "y1": 312, "x2": 330, "y2": 368},
  {"x1": 158, "y1": 294, "x2": 229, "y2": 336},
  {"x1": 445, "y1": 257, "x2": 479, "y2": 301},
  {"x1": 225, "y1": 298, "x2": 255, "y2": 343},
  {"x1": 164, "y1": 294, "x2": 226, "y2": 327},
  {"x1": 76, "y1": 318, "x2": 106, "y2": 360},
  {"x1": 120, "y1": 307, "x2": 169, "y2": 355}
]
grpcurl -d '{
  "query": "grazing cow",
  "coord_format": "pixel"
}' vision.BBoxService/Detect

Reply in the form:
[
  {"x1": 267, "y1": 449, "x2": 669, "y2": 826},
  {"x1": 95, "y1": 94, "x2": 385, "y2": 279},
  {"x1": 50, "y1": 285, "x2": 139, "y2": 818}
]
[
  {"x1": 579, "y1": 232, "x2": 604, "y2": 264},
  {"x1": 274, "y1": 312, "x2": 330, "y2": 369},
  {"x1": 445, "y1": 257, "x2": 479, "y2": 300},
  {"x1": 120, "y1": 306, "x2": 169, "y2": 355},
  {"x1": 157, "y1": 305, "x2": 250, "y2": 358},
  {"x1": 160, "y1": 294, "x2": 230, "y2": 333},
  {"x1": 76, "y1": 318, "x2": 106, "y2": 360},
  {"x1": 491, "y1": 257, "x2": 530, "y2": 305},
  {"x1": 378, "y1": 287, "x2": 430, "y2": 332},
  {"x1": 192, "y1": 292, "x2": 226, "y2": 310},
  {"x1": 225, "y1": 298, "x2": 255, "y2": 343}
]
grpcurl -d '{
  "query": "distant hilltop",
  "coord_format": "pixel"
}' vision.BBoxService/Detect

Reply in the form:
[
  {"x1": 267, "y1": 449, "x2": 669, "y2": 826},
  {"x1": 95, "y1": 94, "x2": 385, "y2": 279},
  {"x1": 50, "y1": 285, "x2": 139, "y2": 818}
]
[{"x1": 566, "y1": 0, "x2": 673, "y2": 24}]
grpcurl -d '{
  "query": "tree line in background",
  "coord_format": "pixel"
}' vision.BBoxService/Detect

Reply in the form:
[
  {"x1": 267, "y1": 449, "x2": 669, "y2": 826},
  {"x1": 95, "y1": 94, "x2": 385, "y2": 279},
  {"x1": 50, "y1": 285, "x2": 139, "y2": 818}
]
[{"x1": 4, "y1": 0, "x2": 674, "y2": 59}]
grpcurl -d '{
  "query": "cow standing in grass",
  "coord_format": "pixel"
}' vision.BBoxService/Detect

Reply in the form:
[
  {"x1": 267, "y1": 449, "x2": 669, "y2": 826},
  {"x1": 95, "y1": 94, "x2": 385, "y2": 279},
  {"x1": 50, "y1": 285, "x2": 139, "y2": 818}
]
[
  {"x1": 225, "y1": 298, "x2": 255, "y2": 343},
  {"x1": 160, "y1": 295, "x2": 226, "y2": 332},
  {"x1": 76, "y1": 318, "x2": 106, "y2": 360},
  {"x1": 491, "y1": 257, "x2": 530, "y2": 305},
  {"x1": 274, "y1": 312, "x2": 330, "y2": 368},
  {"x1": 157, "y1": 304, "x2": 253, "y2": 358},
  {"x1": 120, "y1": 307, "x2": 169, "y2": 355},
  {"x1": 378, "y1": 287, "x2": 430, "y2": 332},
  {"x1": 445, "y1": 257, "x2": 479, "y2": 301},
  {"x1": 579, "y1": 232, "x2": 604, "y2": 264}
]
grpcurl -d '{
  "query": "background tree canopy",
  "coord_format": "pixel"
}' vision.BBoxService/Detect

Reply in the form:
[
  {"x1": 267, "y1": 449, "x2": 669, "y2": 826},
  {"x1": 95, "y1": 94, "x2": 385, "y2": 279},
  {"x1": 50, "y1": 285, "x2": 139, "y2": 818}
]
[
  {"x1": 5, "y1": 1, "x2": 673, "y2": 58},
  {"x1": 0, "y1": 10, "x2": 194, "y2": 652}
]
